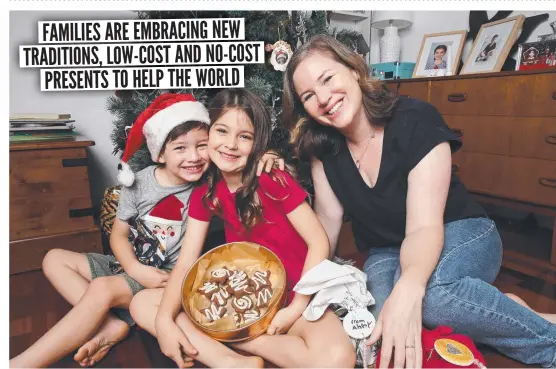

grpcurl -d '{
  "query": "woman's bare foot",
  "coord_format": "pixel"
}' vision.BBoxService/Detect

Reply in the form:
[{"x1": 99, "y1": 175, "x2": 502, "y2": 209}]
[
  {"x1": 74, "y1": 317, "x2": 129, "y2": 367},
  {"x1": 222, "y1": 354, "x2": 265, "y2": 368},
  {"x1": 505, "y1": 293, "x2": 556, "y2": 324}
]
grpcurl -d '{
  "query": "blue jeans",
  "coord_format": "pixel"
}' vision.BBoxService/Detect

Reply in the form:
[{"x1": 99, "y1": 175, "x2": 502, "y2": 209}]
[{"x1": 363, "y1": 217, "x2": 556, "y2": 368}]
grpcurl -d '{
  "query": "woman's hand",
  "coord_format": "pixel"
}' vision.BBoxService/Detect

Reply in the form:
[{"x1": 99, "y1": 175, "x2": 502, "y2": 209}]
[
  {"x1": 155, "y1": 315, "x2": 197, "y2": 368},
  {"x1": 267, "y1": 305, "x2": 303, "y2": 335},
  {"x1": 257, "y1": 150, "x2": 285, "y2": 176},
  {"x1": 367, "y1": 277, "x2": 425, "y2": 369}
]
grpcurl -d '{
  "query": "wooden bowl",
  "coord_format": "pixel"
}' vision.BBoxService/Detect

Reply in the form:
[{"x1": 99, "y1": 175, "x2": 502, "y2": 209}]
[{"x1": 182, "y1": 241, "x2": 287, "y2": 342}]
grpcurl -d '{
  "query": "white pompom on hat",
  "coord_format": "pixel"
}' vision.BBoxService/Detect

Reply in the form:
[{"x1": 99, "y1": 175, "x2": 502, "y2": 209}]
[{"x1": 117, "y1": 93, "x2": 210, "y2": 187}]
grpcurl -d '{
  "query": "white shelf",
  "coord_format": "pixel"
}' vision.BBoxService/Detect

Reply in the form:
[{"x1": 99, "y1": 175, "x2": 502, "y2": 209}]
[{"x1": 329, "y1": 11, "x2": 370, "y2": 22}]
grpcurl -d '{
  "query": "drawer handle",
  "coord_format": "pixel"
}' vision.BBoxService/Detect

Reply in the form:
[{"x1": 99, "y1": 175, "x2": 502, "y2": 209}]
[
  {"x1": 69, "y1": 208, "x2": 94, "y2": 218},
  {"x1": 451, "y1": 128, "x2": 464, "y2": 137},
  {"x1": 539, "y1": 177, "x2": 556, "y2": 188},
  {"x1": 448, "y1": 93, "x2": 467, "y2": 102},
  {"x1": 452, "y1": 164, "x2": 460, "y2": 173},
  {"x1": 553, "y1": 92, "x2": 556, "y2": 100},
  {"x1": 546, "y1": 135, "x2": 556, "y2": 145},
  {"x1": 62, "y1": 158, "x2": 88, "y2": 167}
]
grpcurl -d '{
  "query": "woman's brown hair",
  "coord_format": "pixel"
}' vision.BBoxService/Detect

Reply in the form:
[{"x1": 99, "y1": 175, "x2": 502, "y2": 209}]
[
  {"x1": 202, "y1": 89, "x2": 272, "y2": 230},
  {"x1": 282, "y1": 34, "x2": 398, "y2": 161}
]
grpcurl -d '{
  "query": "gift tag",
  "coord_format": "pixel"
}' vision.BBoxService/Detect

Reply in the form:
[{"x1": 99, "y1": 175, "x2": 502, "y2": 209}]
[
  {"x1": 434, "y1": 339, "x2": 487, "y2": 369},
  {"x1": 343, "y1": 309, "x2": 376, "y2": 339}
]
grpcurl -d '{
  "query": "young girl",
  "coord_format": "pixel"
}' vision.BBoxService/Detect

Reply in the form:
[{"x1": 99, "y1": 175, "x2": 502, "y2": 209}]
[{"x1": 130, "y1": 89, "x2": 356, "y2": 368}]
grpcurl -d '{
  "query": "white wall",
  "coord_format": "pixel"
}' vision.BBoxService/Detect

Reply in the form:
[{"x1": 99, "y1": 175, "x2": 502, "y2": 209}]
[
  {"x1": 369, "y1": 11, "x2": 556, "y2": 64},
  {"x1": 10, "y1": 10, "x2": 556, "y2": 210}
]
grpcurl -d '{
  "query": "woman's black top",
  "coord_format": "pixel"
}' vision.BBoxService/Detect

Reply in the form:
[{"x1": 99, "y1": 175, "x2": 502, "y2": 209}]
[{"x1": 322, "y1": 97, "x2": 486, "y2": 252}]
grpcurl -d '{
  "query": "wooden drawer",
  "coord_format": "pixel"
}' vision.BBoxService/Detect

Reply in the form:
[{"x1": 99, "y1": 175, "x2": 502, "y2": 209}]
[
  {"x1": 444, "y1": 116, "x2": 556, "y2": 161},
  {"x1": 430, "y1": 77, "x2": 512, "y2": 116},
  {"x1": 387, "y1": 81, "x2": 429, "y2": 102},
  {"x1": 9, "y1": 147, "x2": 94, "y2": 241},
  {"x1": 510, "y1": 117, "x2": 556, "y2": 161},
  {"x1": 510, "y1": 73, "x2": 556, "y2": 117},
  {"x1": 431, "y1": 74, "x2": 556, "y2": 117},
  {"x1": 443, "y1": 115, "x2": 511, "y2": 156},
  {"x1": 453, "y1": 152, "x2": 556, "y2": 207},
  {"x1": 9, "y1": 227, "x2": 102, "y2": 275}
]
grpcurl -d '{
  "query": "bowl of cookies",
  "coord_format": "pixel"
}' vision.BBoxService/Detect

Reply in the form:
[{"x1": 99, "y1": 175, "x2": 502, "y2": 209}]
[{"x1": 181, "y1": 241, "x2": 287, "y2": 342}]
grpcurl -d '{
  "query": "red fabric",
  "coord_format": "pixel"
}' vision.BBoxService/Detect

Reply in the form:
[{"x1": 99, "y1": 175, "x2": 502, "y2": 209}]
[
  {"x1": 189, "y1": 170, "x2": 309, "y2": 304},
  {"x1": 375, "y1": 326, "x2": 486, "y2": 368},
  {"x1": 148, "y1": 194, "x2": 184, "y2": 221},
  {"x1": 121, "y1": 93, "x2": 196, "y2": 163}
]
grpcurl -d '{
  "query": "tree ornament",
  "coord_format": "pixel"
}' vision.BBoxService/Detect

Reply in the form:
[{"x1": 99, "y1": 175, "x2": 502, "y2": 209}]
[{"x1": 269, "y1": 40, "x2": 293, "y2": 72}]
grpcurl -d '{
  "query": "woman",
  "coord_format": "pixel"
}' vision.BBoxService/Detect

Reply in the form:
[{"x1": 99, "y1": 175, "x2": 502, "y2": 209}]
[{"x1": 282, "y1": 34, "x2": 556, "y2": 369}]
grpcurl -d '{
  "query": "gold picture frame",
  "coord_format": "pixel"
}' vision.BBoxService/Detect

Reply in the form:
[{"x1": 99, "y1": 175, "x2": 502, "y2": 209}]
[
  {"x1": 460, "y1": 15, "x2": 525, "y2": 75},
  {"x1": 412, "y1": 30, "x2": 467, "y2": 78}
]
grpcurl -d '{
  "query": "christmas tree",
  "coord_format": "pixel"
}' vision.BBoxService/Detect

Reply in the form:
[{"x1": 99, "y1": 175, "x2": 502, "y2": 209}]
[{"x1": 107, "y1": 11, "x2": 363, "y2": 178}]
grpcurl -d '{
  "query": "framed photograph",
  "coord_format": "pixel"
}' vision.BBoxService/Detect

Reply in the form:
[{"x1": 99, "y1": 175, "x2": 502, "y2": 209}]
[
  {"x1": 460, "y1": 15, "x2": 525, "y2": 75},
  {"x1": 412, "y1": 30, "x2": 467, "y2": 78},
  {"x1": 516, "y1": 39, "x2": 556, "y2": 71}
]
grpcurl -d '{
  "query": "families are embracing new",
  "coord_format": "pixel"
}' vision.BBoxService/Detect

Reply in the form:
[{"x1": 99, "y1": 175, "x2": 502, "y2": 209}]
[{"x1": 11, "y1": 35, "x2": 556, "y2": 369}]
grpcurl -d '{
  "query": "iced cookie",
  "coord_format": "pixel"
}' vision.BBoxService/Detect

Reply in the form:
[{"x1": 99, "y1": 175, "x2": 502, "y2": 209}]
[
  {"x1": 255, "y1": 287, "x2": 273, "y2": 308},
  {"x1": 202, "y1": 302, "x2": 227, "y2": 322},
  {"x1": 227, "y1": 271, "x2": 254, "y2": 296},
  {"x1": 232, "y1": 295, "x2": 253, "y2": 313},
  {"x1": 210, "y1": 268, "x2": 230, "y2": 284},
  {"x1": 251, "y1": 270, "x2": 271, "y2": 291},
  {"x1": 228, "y1": 270, "x2": 247, "y2": 283},
  {"x1": 210, "y1": 288, "x2": 231, "y2": 307},
  {"x1": 198, "y1": 281, "x2": 219, "y2": 299},
  {"x1": 243, "y1": 309, "x2": 261, "y2": 324}
]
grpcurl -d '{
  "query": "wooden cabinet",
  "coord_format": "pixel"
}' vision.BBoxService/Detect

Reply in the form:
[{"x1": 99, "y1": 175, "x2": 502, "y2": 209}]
[
  {"x1": 386, "y1": 69, "x2": 556, "y2": 272},
  {"x1": 9, "y1": 137, "x2": 102, "y2": 274}
]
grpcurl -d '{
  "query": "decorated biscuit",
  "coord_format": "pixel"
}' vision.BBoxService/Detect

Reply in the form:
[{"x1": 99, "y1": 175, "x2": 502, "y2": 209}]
[
  {"x1": 228, "y1": 270, "x2": 247, "y2": 283},
  {"x1": 243, "y1": 309, "x2": 261, "y2": 324},
  {"x1": 255, "y1": 287, "x2": 273, "y2": 308},
  {"x1": 251, "y1": 270, "x2": 272, "y2": 291},
  {"x1": 210, "y1": 268, "x2": 230, "y2": 284},
  {"x1": 210, "y1": 288, "x2": 231, "y2": 307},
  {"x1": 232, "y1": 295, "x2": 253, "y2": 313},
  {"x1": 227, "y1": 271, "x2": 254, "y2": 296},
  {"x1": 202, "y1": 303, "x2": 227, "y2": 322},
  {"x1": 198, "y1": 281, "x2": 219, "y2": 299}
]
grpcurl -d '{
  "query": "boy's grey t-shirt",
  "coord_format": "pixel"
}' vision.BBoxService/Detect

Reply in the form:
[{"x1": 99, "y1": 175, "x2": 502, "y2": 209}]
[{"x1": 116, "y1": 166, "x2": 194, "y2": 266}]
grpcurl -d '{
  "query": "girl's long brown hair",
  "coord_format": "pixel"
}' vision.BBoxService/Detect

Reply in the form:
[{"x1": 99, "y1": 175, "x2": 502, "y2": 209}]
[
  {"x1": 202, "y1": 89, "x2": 272, "y2": 230},
  {"x1": 282, "y1": 34, "x2": 398, "y2": 161}
]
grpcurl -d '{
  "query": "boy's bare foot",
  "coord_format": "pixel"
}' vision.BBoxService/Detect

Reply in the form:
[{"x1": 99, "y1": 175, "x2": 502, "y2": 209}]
[
  {"x1": 505, "y1": 293, "x2": 556, "y2": 324},
  {"x1": 74, "y1": 317, "x2": 129, "y2": 367},
  {"x1": 222, "y1": 354, "x2": 265, "y2": 368}
]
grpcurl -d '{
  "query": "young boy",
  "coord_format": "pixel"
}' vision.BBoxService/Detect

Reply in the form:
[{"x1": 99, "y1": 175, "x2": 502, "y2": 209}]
[{"x1": 10, "y1": 93, "x2": 212, "y2": 368}]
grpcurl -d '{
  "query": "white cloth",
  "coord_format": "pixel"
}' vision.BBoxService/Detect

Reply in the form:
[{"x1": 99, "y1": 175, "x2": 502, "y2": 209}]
[{"x1": 293, "y1": 259, "x2": 375, "y2": 321}]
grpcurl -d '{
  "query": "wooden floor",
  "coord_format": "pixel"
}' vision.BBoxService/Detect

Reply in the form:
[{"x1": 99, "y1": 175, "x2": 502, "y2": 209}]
[{"x1": 9, "y1": 218, "x2": 556, "y2": 368}]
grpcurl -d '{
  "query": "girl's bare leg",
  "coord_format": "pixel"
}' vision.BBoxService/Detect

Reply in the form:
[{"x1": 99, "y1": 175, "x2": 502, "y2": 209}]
[
  {"x1": 130, "y1": 288, "x2": 264, "y2": 368},
  {"x1": 233, "y1": 310, "x2": 356, "y2": 368}
]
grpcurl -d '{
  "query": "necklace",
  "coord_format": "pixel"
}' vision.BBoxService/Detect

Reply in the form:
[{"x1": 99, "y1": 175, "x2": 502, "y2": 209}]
[{"x1": 349, "y1": 127, "x2": 376, "y2": 170}]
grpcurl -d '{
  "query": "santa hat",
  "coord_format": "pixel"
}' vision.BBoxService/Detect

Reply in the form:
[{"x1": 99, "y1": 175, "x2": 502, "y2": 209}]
[
  {"x1": 143, "y1": 195, "x2": 184, "y2": 227},
  {"x1": 117, "y1": 93, "x2": 210, "y2": 187}
]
